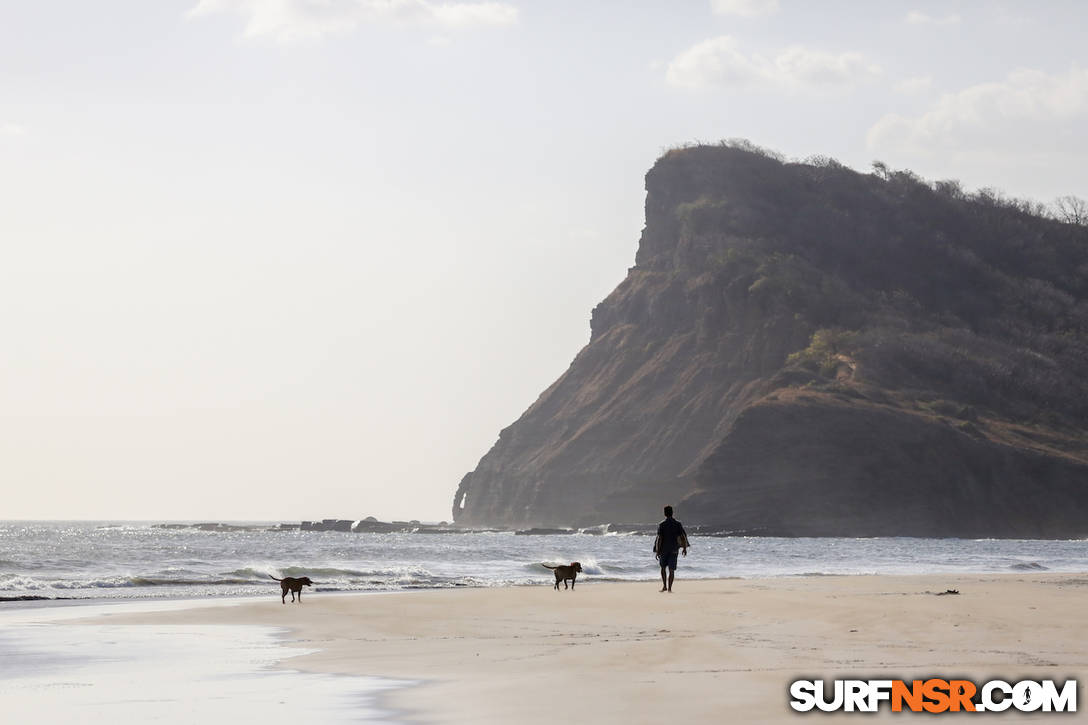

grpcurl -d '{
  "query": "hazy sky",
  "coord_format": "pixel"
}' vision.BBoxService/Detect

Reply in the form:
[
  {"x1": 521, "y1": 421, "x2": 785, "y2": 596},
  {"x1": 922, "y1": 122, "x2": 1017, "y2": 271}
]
[{"x1": 3, "y1": 1, "x2": 1087, "y2": 521}]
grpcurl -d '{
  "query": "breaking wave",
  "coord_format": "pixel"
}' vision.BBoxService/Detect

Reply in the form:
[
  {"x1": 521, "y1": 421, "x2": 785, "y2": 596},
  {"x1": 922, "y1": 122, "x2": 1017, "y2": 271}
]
[{"x1": 3, "y1": 521, "x2": 1087, "y2": 605}]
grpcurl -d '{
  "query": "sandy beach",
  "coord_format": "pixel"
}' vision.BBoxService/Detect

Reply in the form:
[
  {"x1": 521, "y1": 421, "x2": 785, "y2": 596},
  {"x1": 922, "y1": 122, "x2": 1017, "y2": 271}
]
[{"x1": 79, "y1": 573, "x2": 1087, "y2": 723}]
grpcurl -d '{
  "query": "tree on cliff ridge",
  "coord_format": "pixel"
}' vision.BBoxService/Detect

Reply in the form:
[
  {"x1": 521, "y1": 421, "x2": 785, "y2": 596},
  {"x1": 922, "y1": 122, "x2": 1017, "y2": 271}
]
[{"x1": 1054, "y1": 195, "x2": 1088, "y2": 226}]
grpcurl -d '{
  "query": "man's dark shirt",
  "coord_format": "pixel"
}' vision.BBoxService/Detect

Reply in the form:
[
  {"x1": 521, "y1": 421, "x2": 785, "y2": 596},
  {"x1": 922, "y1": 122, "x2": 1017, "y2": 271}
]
[{"x1": 656, "y1": 517, "x2": 687, "y2": 556}]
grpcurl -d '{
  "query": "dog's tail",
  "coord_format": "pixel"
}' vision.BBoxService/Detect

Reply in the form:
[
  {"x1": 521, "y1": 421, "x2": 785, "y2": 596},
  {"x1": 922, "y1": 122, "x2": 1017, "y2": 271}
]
[
  {"x1": 268, "y1": 574, "x2": 283, "y2": 581},
  {"x1": 540, "y1": 564, "x2": 558, "y2": 570}
]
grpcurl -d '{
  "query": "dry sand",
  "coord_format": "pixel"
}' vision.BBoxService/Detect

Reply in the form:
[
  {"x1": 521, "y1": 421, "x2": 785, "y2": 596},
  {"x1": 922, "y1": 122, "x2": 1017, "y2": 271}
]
[{"x1": 90, "y1": 574, "x2": 1088, "y2": 723}]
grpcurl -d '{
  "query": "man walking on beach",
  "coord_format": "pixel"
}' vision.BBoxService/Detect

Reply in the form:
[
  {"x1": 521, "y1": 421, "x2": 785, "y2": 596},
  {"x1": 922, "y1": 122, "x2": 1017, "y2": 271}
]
[{"x1": 654, "y1": 505, "x2": 688, "y2": 592}]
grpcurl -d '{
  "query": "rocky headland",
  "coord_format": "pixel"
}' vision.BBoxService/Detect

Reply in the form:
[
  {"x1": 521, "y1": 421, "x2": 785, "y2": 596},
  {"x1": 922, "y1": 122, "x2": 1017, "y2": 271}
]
[{"x1": 452, "y1": 143, "x2": 1088, "y2": 537}]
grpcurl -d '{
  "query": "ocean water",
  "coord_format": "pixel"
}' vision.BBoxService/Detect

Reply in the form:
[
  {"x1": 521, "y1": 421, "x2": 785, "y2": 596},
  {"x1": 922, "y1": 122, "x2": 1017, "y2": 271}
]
[{"x1": 3, "y1": 521, "x2": 1087, "y2": 604}]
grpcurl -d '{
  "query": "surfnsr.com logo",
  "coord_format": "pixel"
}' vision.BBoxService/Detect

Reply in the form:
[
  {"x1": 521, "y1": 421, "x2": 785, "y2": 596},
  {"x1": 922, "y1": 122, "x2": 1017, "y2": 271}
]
[{"x1": 789, "y1": 678, "x2": 1077, "y2": 713}]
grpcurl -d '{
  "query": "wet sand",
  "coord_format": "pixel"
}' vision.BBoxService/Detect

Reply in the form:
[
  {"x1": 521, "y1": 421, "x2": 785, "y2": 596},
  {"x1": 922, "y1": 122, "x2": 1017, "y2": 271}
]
[{"x1": 85, "y1": 574, "x2": 1088, "y2": 723}]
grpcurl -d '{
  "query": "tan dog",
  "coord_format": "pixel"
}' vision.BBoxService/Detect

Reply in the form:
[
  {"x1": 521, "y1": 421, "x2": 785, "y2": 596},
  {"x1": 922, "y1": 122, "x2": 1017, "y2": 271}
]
[
  {"x1": 269, "y1": 575, "x2": 312, "y2": 604},
  {"x1": 541, "y1": 562, "x2": 582, "y2": 590}
]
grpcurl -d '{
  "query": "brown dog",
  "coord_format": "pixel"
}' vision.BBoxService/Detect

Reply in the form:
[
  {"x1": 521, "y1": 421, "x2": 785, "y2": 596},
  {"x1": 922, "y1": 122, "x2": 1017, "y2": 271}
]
[
  {"x1": 269, "y1": 575, "x2": 312, "y2": 604},
  {"x1": 541, "y1": 562, "x2": 582, "y2": 590}
]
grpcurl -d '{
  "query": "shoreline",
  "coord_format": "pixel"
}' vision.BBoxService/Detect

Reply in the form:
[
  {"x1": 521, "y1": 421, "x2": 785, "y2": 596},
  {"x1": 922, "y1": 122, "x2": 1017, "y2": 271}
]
[
  {"x1": 6, "y1": 522, "x2": 1088, "y2": 605},
  {"x1": 57, "y1": 573, "x2": 1088, "y2": 723},
  {"x1": 0, "y1": 616, "x2": 404, "y2": 724},
  {"x1": 6, "y1": 564, "x2": 1088, "y2": 611}
]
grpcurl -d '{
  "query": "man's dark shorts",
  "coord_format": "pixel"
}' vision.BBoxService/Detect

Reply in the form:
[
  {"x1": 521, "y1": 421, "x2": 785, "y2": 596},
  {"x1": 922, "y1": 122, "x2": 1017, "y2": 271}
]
[{"x1": 659, "y1": 552, "x2": 679, "y2": 571}]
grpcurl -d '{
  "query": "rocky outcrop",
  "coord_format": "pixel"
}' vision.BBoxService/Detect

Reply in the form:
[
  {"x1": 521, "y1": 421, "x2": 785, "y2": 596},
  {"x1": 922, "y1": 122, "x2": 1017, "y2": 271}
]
[
  {"x1": 686, "y1": 393, "x2": 1088, "y2": 537},
  {"x1": 452, "y1": 144, "x2": 1088, "y2": 537}
]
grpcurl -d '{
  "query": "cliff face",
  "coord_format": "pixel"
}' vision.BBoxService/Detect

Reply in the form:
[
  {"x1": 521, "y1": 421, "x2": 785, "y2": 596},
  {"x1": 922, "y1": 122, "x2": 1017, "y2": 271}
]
[{"x1": 453, "y1": 144, "x2": 1088, "y2": 537}]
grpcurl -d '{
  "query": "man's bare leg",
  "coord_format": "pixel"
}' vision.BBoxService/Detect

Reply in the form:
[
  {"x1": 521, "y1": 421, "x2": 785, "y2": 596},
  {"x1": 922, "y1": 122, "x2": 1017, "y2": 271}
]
[
  {"x1": 660, "y1": 566, "x2": 668, "y2": 592},
  {"x1": 667, "y1": 569, "x2": 675, "y2": 592}
]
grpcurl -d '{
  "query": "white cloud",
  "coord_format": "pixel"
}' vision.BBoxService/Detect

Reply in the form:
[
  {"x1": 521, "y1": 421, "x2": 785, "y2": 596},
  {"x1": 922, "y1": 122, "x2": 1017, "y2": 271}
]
[
  {"x1": 905, "y1": 10, "x2": 961, "y2": 25},
  {"x1": 868, "y1": 67, "x2": 1088, "y2": 158},
  {"x1": 894, "y1": 75, "x2": 933, "y2": 95},
  {"x1": 0, "y1": 122, "x2": 26, "y2": 136},
  {"x1": 773, "y1": 46, "x2": 879, "y2": 86},
  {"x1": 189, "y1": 0, "x2": 517, "y2": 43},
  {"x1": 430, "y1": 2, "x2": 516, "y2": 27},
  {"x1": 666, "y1": 36, "x2": 879, "y2": 91},
  {"x1": 710, "y1": 0, "x2": 779, "y2": 17},
  {"x1": 666, "y1": 37, "x2": 763, "y2": 89}
]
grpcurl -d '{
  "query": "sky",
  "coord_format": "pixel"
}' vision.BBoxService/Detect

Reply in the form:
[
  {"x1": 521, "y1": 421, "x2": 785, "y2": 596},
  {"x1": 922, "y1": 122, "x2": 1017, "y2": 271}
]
[{"x1": 2, "y1": 0, "x2": 1087, "y2": 522}]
